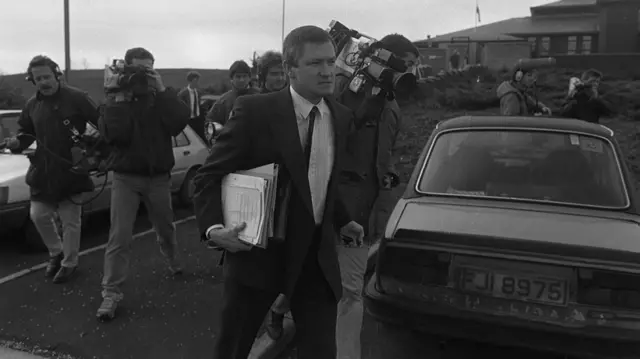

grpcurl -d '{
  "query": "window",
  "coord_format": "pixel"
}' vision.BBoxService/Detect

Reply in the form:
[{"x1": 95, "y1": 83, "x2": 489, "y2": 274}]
[
  {"x1": 581, "y1": 35, "x2": 592, "y2": 54},
  {"x1": 173, "y1": 131, "x2": 190, "y2": 147},
  {"x1": 540, "y1": 37, "x2": 550, "y2": 56},
  {"x1": 417, "y1": 130, "x2": 628, "y2": 209},
  {"x1": 567, "y1": 36, "x2": 577, "y2": 55},
  {"x1": 0, "y1": 114, "x2": 20, "y2": 141},
  {"x1": 527, "y1": 37, "x2": 537, "y2": 57}
]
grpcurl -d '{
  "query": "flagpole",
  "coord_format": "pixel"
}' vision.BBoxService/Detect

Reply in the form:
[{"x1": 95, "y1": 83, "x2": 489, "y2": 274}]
[
  {"x1": 474, "y1": 0, "x2": 478, "y2": 32},
  {"x1": 281, "y1": 0, "x2": 285, "y2": 44}
]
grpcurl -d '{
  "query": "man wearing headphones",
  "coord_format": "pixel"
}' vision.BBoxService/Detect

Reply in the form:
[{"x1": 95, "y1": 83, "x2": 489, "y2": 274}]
[
  {"x1": 497, "y1": 66, "x2": 551, "y2": 116},
  {"x1": 3, "y1": 55, "x2": 100, "y2": 284}
]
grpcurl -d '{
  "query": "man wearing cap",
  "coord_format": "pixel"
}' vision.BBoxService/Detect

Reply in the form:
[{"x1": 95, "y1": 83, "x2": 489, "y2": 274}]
[{"x1": 205, "y1": 60, "x2": 260, "y2": 128}]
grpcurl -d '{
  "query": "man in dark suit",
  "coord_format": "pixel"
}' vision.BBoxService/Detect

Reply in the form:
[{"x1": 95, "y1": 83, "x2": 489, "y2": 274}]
[
  {"x1": 192, "y1": 25, "x2": 364, "y2": 359},
  {"x1": 178, "y1": 71, "x2": 206, "y2": 141}
]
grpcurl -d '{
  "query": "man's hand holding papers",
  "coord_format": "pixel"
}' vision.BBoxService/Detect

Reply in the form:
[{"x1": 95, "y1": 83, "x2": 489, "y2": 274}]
[{"x1": 206, "y1": 222, "x2": 252, "y2": 253}]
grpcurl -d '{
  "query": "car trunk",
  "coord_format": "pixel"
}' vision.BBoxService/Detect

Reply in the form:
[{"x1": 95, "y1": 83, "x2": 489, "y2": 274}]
[{"x1": 375, "y1": 201, "x2": 640, "y2": 314}]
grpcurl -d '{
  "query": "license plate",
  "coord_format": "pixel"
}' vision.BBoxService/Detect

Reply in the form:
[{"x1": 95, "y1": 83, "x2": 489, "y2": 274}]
[{"x1": 458, "y1": 267, "x2": 568, "y2": 306}]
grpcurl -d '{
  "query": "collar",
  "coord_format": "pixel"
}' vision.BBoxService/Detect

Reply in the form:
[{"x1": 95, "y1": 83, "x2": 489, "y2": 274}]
[{"x1": 289, "y1": 86, "x2": 329, "y2": 120}]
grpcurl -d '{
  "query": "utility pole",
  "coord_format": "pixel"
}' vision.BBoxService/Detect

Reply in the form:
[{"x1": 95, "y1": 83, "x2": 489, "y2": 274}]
[
  {"x1": 281, "y1": 0, "x2": 285, "y2": 44},
  {"x1": 64, "y1": 0, "x2": 71, "y2": 82}
]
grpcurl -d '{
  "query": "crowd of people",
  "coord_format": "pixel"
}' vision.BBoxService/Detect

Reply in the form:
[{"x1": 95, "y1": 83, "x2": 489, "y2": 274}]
[
  {"x1": 1, "y1": 23, "x2": 420, "y2": 359},
  {"x1": 497, "y1": 63, "x2": 610, "y2": 122},
  {"x1": 0, "y1": 20, "x2": 609, "y2": 358}
]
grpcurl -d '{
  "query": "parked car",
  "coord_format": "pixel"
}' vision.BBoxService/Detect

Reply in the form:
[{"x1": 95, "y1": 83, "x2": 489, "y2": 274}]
[
  {"x1": 199, "y1": 93, "x2": 220, "y2": 115},
  {"x1": 0, "y1": 109, "x2": 208, "y2": 251},
  {"x1": 365, "y1": 115, "x2": 640, "y2": 357}
]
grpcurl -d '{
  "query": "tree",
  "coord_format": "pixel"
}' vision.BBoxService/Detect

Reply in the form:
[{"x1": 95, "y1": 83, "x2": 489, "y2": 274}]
[
  {"x1": 0, "y1": 72, "x2": 26, "y2": 109},
  {"x1": 82, "y1": 58, "x2": 90, "y2": 70}
]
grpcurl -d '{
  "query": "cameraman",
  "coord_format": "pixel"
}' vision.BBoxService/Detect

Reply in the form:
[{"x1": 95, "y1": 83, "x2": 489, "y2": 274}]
[
  {"x1": 3, "y1": 55, "x2": 99, "y2": 284},
  {"x1": 96, "y1": 47, "x2": 190, "y2": 321},
  {"x1": 560, "y1": 69, "x2": 611, "y2": 124},
  {"x1": 333, "y1": 33, "x2": 416, "y2": 359},
  {"x1": 204, "y1": 60, "x2": 260, "y2": 128},
  {"x1": 497, "y1": 66, "x2": 551, "y2": 116}
]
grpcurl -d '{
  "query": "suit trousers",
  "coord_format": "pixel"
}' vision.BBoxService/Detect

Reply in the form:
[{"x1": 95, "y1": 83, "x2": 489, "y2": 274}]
[{"x1": 212, "y1": 229, "x2": 338, "y2": 359}]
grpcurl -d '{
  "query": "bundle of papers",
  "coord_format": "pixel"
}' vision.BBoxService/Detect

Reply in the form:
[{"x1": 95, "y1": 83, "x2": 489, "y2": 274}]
[{"x1": 220, "y1": 163, "x2": 279, "y2": 248}]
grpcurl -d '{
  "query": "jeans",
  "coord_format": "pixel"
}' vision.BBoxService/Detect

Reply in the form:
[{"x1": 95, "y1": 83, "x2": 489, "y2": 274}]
[
  {"x1": 101, "y1": 173, "x2": 178, "y2": 299},
  {"x1": 336, "y1": 245, "x2": 369, "y2": 359},
  {"x1": 30, "y1": 195, "x2": 83, "y2": 267},
  {"x1": 336, "y1": 179, "x2": 379, "y2": 359}
]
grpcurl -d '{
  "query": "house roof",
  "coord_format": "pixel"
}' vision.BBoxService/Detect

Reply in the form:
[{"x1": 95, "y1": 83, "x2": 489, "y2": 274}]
[
  {"x1": 420, "y1": 15, "x2": 599, "y2": 43},
  {"x1": 532, "y1": 0, "x2": 596, "y2": 8}
]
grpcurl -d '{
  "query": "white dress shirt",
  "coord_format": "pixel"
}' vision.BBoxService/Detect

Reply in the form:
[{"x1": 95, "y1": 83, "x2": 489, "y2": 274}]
[
  {"x1": 289, "y1": 86, "x2": 334, "y2": 224},
  {"x1": 188, "y1": 87, "x2": 200, "y2": 118}
]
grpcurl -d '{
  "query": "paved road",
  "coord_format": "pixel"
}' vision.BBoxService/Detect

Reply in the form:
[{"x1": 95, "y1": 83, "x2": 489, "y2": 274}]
[{"x1": 0, "y1": 209, "x2": 569, "y2": 359}]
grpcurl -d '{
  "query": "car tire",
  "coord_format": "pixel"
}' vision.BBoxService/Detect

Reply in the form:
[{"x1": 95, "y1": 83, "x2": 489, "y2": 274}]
[
  {"x1": 178, "y1": 167, "x2": 199, "y2": 207},
  {"x1": 22, "y1": 219, "x2": 48, "y2": 253}
]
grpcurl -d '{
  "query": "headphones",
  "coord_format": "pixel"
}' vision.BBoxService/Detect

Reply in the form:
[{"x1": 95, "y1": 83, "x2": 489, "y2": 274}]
[{"x1": 25, "y1": 55, "x2": 63, "y2": 85}]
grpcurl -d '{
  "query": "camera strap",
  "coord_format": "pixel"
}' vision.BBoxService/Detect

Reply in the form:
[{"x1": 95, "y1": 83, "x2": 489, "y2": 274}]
[{"x1": 62, "y1": 119, "x2": 82, "y2": 144}]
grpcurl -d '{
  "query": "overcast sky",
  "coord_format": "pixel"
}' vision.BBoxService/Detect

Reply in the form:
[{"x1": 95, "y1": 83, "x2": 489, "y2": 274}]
[{"x1": 0, "y1": 0, "x2": 551, "y2": 74}]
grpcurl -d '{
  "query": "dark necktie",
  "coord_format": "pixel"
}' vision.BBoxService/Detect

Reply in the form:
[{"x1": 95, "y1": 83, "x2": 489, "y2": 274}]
[{"x1": 305, "y1": 106, "x2": 319, "y2": 168}]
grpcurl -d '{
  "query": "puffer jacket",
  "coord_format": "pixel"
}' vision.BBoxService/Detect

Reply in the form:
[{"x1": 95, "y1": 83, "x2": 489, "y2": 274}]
[{"x1": 14, "y1": 85, "x2": 99, "y2": 203}]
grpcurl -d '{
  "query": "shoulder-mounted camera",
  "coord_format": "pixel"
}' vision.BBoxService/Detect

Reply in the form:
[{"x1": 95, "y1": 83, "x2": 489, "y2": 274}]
[
  {"x1": 104, "y1": 59, "x2": 156, "y2": 102},
  {"x1": 327, "y1": 20, "x2": 416, "y2": 100}
]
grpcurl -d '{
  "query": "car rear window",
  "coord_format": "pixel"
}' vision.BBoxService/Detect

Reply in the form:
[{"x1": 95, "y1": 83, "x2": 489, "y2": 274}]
[
  {"x1": 417, "y1": 130, "x2": 629, "y2": 209},
  {"x1": 0, "y1": 114, "x2": 20, "y2": 141}
]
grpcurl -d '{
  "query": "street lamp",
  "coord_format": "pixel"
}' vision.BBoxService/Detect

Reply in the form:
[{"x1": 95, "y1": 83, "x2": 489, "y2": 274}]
[{"x1": 64, "y1": 0, "x2": 71, "y2": 82}]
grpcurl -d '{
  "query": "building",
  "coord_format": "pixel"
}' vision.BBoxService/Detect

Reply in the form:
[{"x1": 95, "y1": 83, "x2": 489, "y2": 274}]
[{"x1": 415, "y1": 0, "x2": 640, "y2": 71}]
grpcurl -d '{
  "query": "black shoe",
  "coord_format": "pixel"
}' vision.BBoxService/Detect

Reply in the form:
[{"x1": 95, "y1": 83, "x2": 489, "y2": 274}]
[
  {"x1": 53, "y1": 266, "x2": 77, "y2": 284},
  {"x1": 44, "y1": 254, "x2": 63, "y2": 278},
  {"x1": 266, "y1": 310, "x2": 285, "y2": 340}
]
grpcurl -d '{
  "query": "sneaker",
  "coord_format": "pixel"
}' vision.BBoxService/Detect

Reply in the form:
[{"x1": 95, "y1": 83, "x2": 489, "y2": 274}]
[
  {"x1": 52, "y1": 266, "x2": 77, "y2": 284},
  {"x1": 167, "y1": 255, "x2": 183, "y2": 276},
  {"x1": 266, "y1": 310, "x2": 285, "y2": 340},
  {"x1": 96, "y1": 295, "x2": 121, "y2": 322},
  {"x1": 44, "y1": 254, "x2": 63, "y2": 278}
]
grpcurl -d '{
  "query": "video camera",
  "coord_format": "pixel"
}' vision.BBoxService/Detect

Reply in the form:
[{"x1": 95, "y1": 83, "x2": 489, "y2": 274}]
[
  {"x1": 327, "y1": 20, "x2": 416, "y2": 100},
  {"x1": 104, "y1": 59, "x2": 156, "y2": 102}
]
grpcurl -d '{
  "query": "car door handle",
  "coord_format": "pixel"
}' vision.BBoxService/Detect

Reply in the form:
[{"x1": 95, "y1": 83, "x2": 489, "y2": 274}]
[{"x1": 183, "y1": 150, "x2": 190, "y2": 155}]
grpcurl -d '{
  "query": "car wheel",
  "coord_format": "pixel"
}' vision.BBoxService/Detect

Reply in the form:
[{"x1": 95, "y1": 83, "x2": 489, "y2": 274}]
[
  {"x1": 22, "y1": 219, "x2": 48, "y2": 253},
  {"x1": 179, "y1": 167, "x2": 198, "y2": 207}
]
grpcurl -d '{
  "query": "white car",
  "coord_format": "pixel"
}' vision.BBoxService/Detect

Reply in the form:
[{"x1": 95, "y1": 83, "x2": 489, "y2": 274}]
[{"x1": 0, "y1": 109, "x2": 208, "y2": 251}]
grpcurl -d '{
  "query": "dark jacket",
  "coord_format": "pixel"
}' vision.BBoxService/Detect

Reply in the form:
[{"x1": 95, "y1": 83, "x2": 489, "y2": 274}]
[
  {"x1": 14, "y1": 85, "x2": 99, "y2": 203},
  {"x1": 205, "y1": 87, "x2": 260, "y2": 126},
  {"x1": 99, "y1": 88, "x2": 190, "y2": 176},
  {"x1": 193, "y1": 88, "x2": 353, "y2": 301},
  {"x1": 177, "y1": 86, "x2": 200, "y2": 118},
  {"x1": 497, "y1": 81, "x2": 546, "y2": 116},
  {"x1": 560, "y1": 92, "x2": 611, "y2": 124},
  {"x1": 334, "y1": 76, "x2": 401, "y2": 187}
]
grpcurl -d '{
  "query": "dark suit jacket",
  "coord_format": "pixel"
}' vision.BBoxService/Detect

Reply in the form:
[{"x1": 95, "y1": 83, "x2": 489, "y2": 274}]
[
  {"x1": 177, "y1": 86, "x2": 199, "y2": 117},
  {"x1": 192, "y1": 87, "x2": 353, "y2": 301}
]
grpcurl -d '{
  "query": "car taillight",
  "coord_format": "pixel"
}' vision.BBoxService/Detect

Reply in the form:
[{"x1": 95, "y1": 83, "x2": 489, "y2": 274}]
[
  {"x1": 577, "y1": 269, "x2": 640, "y2": 310},
  {"x1": 0, "y1": 186, "x2": 8, "y2": 205},
  {"x1": 377, "y1": 243, "x2": 451, "y2": 292}
]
